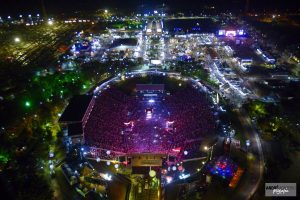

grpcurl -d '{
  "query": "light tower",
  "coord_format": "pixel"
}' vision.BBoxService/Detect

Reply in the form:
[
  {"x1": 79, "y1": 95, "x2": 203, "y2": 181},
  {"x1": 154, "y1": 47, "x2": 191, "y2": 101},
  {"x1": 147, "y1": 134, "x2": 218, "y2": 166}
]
[
  {"x1": 41, "y1": 0, "x2": 47, "y2": 20},
  {"x1": 245, "y1": 0, "x2": 250, "y2": 14}
]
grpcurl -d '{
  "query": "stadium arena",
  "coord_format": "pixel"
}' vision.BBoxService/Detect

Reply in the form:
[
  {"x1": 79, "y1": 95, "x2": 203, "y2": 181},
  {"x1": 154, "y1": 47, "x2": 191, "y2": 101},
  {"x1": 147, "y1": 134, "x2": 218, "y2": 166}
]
[{"x1": 74, "y1": 71, "x2": 218, "y2": 163}]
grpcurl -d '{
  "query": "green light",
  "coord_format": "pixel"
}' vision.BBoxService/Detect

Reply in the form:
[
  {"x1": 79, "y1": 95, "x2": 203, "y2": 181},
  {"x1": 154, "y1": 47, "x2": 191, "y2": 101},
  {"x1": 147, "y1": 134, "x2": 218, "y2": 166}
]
[
  {"x1": 25, "y1": 101, "x2": 31, "y2": 107},
  {"x1": 82, "y1": 85, "x2": 87, "y2": 89},
  {"x1": 0, "y1": 150, "x2": 10, "y2": 164}
]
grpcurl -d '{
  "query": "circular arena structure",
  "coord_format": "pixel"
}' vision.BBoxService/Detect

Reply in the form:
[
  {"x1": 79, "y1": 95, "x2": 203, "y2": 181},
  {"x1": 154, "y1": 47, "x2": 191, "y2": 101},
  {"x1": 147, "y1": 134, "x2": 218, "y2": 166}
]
[{"x1": 82, "y1": 71, "x2": 217, "y2": 160}]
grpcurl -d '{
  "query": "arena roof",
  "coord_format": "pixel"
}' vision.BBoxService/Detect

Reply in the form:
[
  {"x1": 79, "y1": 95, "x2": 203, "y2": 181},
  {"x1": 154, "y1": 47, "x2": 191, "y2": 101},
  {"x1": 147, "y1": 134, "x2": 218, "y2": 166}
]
[
  {"x1": 67, "y1": 122, "x2": 83, "y2": 136},
  {"x1": 59, "y1": 95, "x2": 93, "y2": 123}
]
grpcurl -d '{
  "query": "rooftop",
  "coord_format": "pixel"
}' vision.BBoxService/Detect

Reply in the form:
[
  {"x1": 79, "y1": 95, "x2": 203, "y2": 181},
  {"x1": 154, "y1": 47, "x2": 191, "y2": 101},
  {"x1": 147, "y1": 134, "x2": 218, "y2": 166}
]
[
  {"x1": 59, "y1": 95, "x2": 93, "y2": 123},
  {"x1": 109, "y1": 38, "x2": 138, "y2": 49}
]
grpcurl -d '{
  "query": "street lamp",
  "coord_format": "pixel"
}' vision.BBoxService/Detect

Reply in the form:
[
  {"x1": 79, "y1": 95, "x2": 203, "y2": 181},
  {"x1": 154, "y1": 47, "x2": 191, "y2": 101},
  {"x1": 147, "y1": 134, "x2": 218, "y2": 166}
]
[
  {"x1": 105, "y1": 9, "x2": 108, "y2": 13},
  {"x1": 204, "y1": 144, "x2": 215, "y2": 161},
  {"x1": 14, "y1": 37, "x2": 21, "y2": 43},
  {"x1": 246, "y1": 140, "x2": 251, "y2": 147},
  {"x1": 48, "y1": 20, "x2": 53, "y2": 25}
]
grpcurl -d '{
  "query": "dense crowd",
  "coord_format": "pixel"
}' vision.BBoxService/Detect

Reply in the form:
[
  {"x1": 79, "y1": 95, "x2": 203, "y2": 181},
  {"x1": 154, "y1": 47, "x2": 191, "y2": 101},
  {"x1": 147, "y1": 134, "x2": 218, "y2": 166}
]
[
  {"x1": 84, "y1": 87, "x2": 137, "y2": 151},
  {"x1": 84, "y1": 85, "x2": 216, "y2": 158},
  {"x1": 165, "y1": 86, "x2": 215, "y2": 142}
]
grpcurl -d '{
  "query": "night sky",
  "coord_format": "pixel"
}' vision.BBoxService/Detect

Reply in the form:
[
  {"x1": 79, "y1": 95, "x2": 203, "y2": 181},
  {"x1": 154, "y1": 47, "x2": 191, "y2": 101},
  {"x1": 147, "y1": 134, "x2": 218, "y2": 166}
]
[{"x1": 0, "y1": 0, "x2": 299, "y2": 15}]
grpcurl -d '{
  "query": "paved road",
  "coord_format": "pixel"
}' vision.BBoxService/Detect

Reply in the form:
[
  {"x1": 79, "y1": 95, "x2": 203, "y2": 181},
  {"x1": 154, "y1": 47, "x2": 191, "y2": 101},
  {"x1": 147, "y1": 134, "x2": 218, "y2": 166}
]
[
  {"x1": 203, "y1": 79, "x2": 264, "y2": 200},
  {"x1": 232, "y1": 109, "x2": 264, "y2": 200}
]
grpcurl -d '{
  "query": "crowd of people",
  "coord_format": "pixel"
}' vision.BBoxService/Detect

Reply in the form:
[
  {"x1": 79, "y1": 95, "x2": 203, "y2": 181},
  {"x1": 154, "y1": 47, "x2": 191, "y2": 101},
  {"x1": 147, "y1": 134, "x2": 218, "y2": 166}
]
[
  {"x1": 165, "y1": 86, "x2": 216, "y2": 143},
  {"x1": 84, "y1": 87, "x2": 137, "y2": 152},
  {"x1": 84, "y1": 84, "x2": 216, "y2": 159}
]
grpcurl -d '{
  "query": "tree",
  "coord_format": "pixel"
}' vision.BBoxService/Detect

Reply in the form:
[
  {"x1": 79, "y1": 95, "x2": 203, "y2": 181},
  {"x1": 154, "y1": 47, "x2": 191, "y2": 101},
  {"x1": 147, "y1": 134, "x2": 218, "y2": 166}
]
[{"x1": 247, "y1": 100, "x2": 267, "y2": 119}]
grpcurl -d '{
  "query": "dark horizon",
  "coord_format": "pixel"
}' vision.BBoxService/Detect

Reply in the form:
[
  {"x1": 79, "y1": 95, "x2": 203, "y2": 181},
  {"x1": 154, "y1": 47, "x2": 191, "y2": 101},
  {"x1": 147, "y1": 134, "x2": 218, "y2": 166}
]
[{"x1": 0, "y1": 0, "x2": 299, "y2": 16}]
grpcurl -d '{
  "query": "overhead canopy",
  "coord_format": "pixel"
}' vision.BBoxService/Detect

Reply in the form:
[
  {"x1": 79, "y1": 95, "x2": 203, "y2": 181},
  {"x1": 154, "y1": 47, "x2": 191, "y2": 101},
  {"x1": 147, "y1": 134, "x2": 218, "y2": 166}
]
[
  {"x1": 59, "y1": 95, "x2": 93, "y2": 123},
  {"x1": 67, "y1": 123, "x2": 83, "y2": 137}
]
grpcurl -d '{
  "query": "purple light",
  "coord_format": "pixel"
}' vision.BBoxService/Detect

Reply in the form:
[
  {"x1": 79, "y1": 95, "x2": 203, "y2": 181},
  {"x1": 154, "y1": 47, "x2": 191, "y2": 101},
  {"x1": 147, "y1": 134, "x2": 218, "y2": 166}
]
[{"x1": 225, "y1": 30, "x2": 237, "y2": 37}]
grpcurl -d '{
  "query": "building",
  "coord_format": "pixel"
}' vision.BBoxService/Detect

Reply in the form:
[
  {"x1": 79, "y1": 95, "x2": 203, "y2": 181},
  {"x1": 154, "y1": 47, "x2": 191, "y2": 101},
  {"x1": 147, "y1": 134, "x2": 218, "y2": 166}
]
[
  {"x1": 146, "y1": 20, "x2": 163, "y2": 35},
  {"x1": 136, "y1": 84, "x2": 165, "y2": 100},
  {"x1": 59, "y1": 95, "x2": 94, "y2": 144}
]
